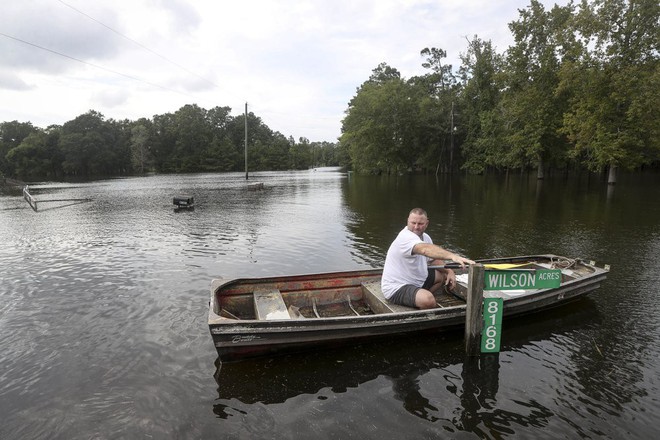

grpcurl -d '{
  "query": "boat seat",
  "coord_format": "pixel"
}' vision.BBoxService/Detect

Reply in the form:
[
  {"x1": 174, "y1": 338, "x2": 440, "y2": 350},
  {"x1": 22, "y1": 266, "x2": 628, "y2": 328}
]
[
  {"x1": 361, "y1": 281, "x2": 416, "y2": 314},
  {"x1": 253, "y1": 288, "x2": 291, "y2": 320}
]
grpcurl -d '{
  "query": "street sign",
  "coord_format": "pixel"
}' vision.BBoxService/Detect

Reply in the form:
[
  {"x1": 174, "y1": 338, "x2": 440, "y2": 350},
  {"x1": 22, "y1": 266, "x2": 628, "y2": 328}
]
[
  {"x1": 481, "y1": 298, "x2": 503, "y2": 353},
  {"x1": 484, "y1": 269, "x2": 562, "y2": 290}
]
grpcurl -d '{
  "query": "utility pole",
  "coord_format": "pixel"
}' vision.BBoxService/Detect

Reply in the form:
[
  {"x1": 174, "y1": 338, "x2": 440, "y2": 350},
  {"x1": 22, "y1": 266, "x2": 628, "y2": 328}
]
[
  {"x1": 244, "y1": 102, "x2": 248, "y2": 180},
  {"x1": 449, "y1": 101, "x2": 454, "y2": 173}
]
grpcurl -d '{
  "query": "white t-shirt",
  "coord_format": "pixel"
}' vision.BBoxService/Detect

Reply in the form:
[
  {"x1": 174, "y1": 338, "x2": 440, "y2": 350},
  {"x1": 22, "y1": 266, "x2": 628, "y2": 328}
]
[{"x1": 381, "y1": 227, "x2": 433, "y2": 299}]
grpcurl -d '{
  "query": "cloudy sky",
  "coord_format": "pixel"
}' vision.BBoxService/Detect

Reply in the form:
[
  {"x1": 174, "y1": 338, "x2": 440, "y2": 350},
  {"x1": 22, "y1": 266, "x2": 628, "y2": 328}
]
[{"x1": 1, "y1": 0, "x2": 564, "y2": 142}]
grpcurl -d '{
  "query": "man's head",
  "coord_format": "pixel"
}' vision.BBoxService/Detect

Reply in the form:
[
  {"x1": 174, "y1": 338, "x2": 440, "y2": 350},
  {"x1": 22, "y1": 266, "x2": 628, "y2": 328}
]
[{"x1": 407, "y1": 208, "x2": 429, "y2": 237}]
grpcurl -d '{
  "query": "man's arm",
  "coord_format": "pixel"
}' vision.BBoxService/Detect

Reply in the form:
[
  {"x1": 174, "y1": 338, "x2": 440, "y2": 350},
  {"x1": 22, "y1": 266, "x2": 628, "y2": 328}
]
[{"x1": 412, "y1": 243, "x2": 475, "y2": 267}]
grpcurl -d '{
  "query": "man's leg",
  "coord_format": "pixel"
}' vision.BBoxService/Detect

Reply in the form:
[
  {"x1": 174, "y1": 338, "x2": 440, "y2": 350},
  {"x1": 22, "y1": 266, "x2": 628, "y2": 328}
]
[{"x1": 414, "y1": 288, "x2": 437, "y2": 309}]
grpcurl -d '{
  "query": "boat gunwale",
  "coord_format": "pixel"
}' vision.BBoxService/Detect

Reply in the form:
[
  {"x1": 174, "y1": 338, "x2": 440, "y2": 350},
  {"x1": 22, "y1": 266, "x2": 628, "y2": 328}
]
[
  {"x1": 208, "y1": 255, "x2": 608, "y2": 329},
  {"x1": 208, "y1": 254, "x2": 608, "y2": 361},
  {"x1": 209, "y1": 277, "x2": 604, "y2": 331},
  {"x1": 209, "y1": 254, "x2": 607, "y2": 325},
  {"x1": 210, "y1": 281, "x2": 604, "y2": 362}
]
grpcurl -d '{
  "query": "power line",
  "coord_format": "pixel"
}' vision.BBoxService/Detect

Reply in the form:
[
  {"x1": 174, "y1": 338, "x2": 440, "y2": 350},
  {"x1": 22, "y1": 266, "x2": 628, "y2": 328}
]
[
  {"x1": 0, "y1": 31, "x2": 197, "y2": 99},
  {"x1": 56, "y1": 0, "x2": 219, "y2": 89}
]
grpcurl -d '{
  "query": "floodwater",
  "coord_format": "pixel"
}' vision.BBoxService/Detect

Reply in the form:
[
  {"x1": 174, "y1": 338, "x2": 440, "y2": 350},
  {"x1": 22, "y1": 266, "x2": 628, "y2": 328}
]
[{"x1": 1, "y1": 168, "x2": 659, "y2": 439}]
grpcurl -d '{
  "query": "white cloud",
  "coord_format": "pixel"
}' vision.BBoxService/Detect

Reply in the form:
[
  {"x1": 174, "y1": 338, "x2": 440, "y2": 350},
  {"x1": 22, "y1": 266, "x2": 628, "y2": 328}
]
[
  {"x1": 0, "y1": 1, "x2": 121, "y2": 72},
  {"x1": 0, "y1": 70, "x2": 34, "y2": 91},
  {"x1": 92, "y1": 88, "x2": 130, "y2": 108},
  {"x1": 0, "y1": 0, "x2": 567, "y2": 142}
]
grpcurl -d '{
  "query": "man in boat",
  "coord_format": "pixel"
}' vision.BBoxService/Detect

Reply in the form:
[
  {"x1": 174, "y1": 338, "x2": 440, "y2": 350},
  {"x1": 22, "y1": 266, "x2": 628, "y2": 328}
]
[{"x1": 381, "y1": 208, "x2": 475, "y2": 309}]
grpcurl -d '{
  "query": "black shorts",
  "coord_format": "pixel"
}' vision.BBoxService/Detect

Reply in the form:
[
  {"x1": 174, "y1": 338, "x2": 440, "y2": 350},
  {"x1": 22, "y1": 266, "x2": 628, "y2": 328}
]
[{"x1": 389, "y1": 269, "x2": 436, "y2": 307}]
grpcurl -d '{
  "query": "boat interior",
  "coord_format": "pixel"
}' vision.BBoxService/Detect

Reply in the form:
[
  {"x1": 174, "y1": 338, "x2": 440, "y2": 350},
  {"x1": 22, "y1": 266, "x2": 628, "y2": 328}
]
[
  {"x1": 213, "y1": 256, "x2": 600, "y2": 322},
  {"x1": 215, "y1": 268, "x2": 474, "y2": 321}
]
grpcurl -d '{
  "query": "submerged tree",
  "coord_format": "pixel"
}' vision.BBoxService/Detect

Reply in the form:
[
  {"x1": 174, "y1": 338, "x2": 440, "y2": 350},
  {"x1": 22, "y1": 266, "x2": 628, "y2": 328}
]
[
  {"x1": 0, "y1": 121, "x2": 39, "y2": 177},
  {"x1": 560, "y1": 0, "x2": 660, "y2": 182},
  {"x1": 503, "y1": 0, "x2": 576, "y2": 177},
  {"x1": 458, "y1": 37, "x2": 506, "y2": 174},
  {"x1": 341, "y1": 63, "x2": 429, "y2": 174},
  {"x1": 418, "y1": 47, "x2": 460, "y2": 173}
]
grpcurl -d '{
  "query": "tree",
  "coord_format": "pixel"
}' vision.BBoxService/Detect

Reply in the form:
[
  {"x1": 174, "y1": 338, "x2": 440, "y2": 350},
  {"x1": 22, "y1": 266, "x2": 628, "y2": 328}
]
[
  {"x1": 458, "y1": 37, "x2": 506, "y2": 173},
  {"x1": 417, "y1": 47, "x2": 461, "y2": 172},
  {"x1": 342, "y1": 57, "x2": 462, "y2": 174},
  {"x1": 560, "y1": 0, "x2": 660, "y2": 179},
  {"x1": 205, "y1": 106, "x2": 235, "y2": 170},
  {"x1": 365, "y1": 62, "x2": 401, "y2": 84},
  {"x1": 341, "y1": 73, "x2": 420, "y2": 174},
  {"x1": 60, "y1": 111, "x2": 106, "y2": 175},
  {"x1": 171, "y1": 104, "x2": 212, "y2": 172},
  {"x1": 0, "y1": 121, "x2": 38, "y2": 176},
  {"x1": 310, "y1": 141, "x2": 339, "y2": 167},
  {"x1": 289, "y1": 137, "x2": 312, "y2": 169},
  {"x1": 57, "y1": 110, "x2": 131, "y2": 176},
  {"x1": 502, "y1": 0, "x2": 576, "y2": 176},
  {"x1": 420, "y1": 47, "x2": 457, "y2": 93},
  {"x1": 5, "y1": 130, "x2": 63, "y2": 178},
  {"x1": 226, "y1": 111, "x2": 276, "y2": 171}
]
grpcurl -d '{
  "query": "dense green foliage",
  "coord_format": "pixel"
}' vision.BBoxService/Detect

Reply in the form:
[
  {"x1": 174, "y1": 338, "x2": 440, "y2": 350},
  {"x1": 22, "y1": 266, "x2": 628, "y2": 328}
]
[
  {"x1": 1, "y1": 0, "x2": 657, "y2": 181},
  {"x1": 0, "y1": 105, "x2": 340, "y2": 179},
  {"x1": 340, "y1": 0, "x2": 659, "y2": 176}
]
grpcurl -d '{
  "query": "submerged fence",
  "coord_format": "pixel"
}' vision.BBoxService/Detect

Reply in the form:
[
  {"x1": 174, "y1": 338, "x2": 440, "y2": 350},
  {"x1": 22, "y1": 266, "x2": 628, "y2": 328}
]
[
  {"x1": 23, "y1": 186, "x2": 38, "y2": 212},
  {"x1": 22, "y1": 185, "x2": 92, "y2": 212}
]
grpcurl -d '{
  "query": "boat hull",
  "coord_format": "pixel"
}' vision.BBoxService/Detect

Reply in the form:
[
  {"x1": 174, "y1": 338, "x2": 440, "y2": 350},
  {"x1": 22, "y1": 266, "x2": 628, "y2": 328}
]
[{"x1": 208, "y1": 255, "x2": 608, "y2": 362}]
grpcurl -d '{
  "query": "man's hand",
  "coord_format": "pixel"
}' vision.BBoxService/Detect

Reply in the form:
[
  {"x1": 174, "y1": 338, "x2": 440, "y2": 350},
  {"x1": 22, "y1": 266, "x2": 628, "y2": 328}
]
[
  {"x1": 451, "y1": 255, "x2": 476, "y2": 268},
  {"x1": 444, "y1": 269, "x2": 456, "y2": 290}
]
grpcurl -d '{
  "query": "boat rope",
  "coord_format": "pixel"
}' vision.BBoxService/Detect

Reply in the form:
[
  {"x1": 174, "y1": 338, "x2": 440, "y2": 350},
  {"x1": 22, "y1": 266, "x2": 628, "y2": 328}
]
[{"x1": 549, "y1": 256, "x2": 577, "y2": 269}]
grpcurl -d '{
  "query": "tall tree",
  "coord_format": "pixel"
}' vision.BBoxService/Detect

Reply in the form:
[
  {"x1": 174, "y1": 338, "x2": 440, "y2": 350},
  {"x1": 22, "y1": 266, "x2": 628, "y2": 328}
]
[
  {"x1": 289, "y1": 137, "x2": 312, "y2": 170},
  {"x1": 560, "y1": 0, "x2": 660, "y2": 180},
  {"x1": 341, "y1": 65, "x2": 424, "y2": 174},
  {"x1": 503, "y1": 0, "x2": 575, "y2": 176},
  {"x1": 171, "y1": 104, "x2": 212, "y2": 172},
  {"x1": 420, "y1": 47, "x2": 457, "y2": 93},
  {"x1": 60, "y1": 110, "x2": 114, "y2": 176},
  {"x1": 458, "y1": 37, "x2": 506, "y2": 173},
  {"x1": 130, "y1": 120, "x2": 152, "y2": 174},
  {"x1": 418, "y1": 47, "x2": 460, "y2": 172},
  {"x1": 0, "y1": 121, "x2": 38, "y2": 176},
  {"x1": 151, "y1": 112, "x2": 177, "y2": 172},
  {"x1": 5, "y1": 128, "x2": 63, "y2": 178}
]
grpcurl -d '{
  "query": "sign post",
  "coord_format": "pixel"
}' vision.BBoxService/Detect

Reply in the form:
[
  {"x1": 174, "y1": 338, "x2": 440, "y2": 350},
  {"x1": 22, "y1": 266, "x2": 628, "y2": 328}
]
[{"x1": 464, "y1": 264, "x2": 485, "y2": 356}]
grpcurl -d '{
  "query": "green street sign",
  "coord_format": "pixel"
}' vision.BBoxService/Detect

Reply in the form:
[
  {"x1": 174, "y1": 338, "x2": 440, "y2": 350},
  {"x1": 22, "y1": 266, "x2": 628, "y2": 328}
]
[
  {"x1": 481, "y1": 298, "x2": 503, "y2": 353},
  {"x1": 484, "y1": 269, "x2": 562, "y2": 290}
]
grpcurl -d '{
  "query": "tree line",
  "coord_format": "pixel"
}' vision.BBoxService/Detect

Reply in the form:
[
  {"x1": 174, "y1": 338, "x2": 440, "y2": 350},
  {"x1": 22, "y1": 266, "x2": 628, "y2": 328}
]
[
  {"x1": 339, "y1": 0, "x2": 659, "y2": 180},
  {"x1": 0, "y1": 105, "x2": 342, "y2": 179},
  {"x1": 1, "y1": 0, "x2": 657, "y2": 181}
]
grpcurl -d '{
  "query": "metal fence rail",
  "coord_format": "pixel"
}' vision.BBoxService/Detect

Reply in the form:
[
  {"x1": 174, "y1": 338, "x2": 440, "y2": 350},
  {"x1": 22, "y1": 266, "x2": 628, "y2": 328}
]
[
  {"x1": 23, "y1": 186, "x2": 38, "y2": 212},
  {"x1": 22, "y1": 185, "x2": 92, "y2": 212}
]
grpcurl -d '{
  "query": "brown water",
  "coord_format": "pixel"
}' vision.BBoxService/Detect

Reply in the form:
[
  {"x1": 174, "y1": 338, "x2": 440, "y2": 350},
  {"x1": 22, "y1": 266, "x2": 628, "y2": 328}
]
[{"x1": 1, "y1": 169, "x2": 659, "y2": 439}]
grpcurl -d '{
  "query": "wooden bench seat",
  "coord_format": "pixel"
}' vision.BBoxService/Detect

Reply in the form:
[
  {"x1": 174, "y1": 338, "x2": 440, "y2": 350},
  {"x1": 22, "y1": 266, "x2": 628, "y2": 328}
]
[
  {"x1": 363, "y1": 281, "x2": 465, "y2": 310},
  {"x1": 361, "y1": 281, "x2": 416, "y2": 314},
  {"x1": 253, "y1": 288, "x2": 291, "y2": 320}
]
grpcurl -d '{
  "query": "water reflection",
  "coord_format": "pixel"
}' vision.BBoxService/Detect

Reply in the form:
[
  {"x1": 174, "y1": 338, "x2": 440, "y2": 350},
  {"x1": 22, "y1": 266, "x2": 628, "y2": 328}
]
[
  {"x1": 456, "y1": 355, "x2": 503, "y2": 434},
  {"x1": 213, "y1": 299, "x2": 602, "y2": 435}
]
